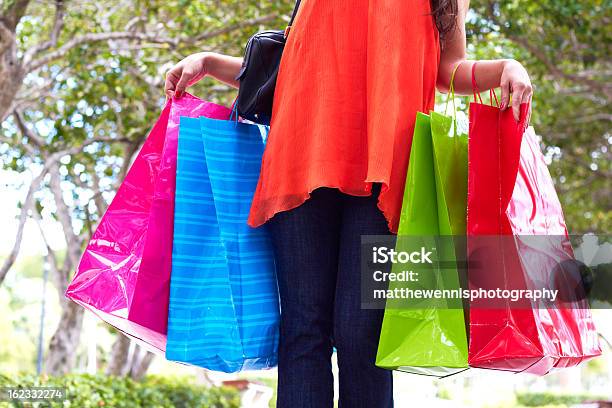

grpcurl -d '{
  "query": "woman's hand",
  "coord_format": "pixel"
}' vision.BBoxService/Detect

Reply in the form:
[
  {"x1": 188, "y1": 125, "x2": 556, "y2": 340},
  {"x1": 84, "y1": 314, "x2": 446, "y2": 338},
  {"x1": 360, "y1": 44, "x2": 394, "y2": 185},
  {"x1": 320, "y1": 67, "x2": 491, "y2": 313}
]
[
  {"x1": 500, "y1": 59, "x2": 533, "y2": 122},
  {"x1": 165, "y1": 52, "x2": 209, "y2": 99},
  {"x1": 164, "y1": 52, "x2": 243, "y2": 99},
  {"x1": 437, "y1": 0, "x2": 532, "y2": 122}
]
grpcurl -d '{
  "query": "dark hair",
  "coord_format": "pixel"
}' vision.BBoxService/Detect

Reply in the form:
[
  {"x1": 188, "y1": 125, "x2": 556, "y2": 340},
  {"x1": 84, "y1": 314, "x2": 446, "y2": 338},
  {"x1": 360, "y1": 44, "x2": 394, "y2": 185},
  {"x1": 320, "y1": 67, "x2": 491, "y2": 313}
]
[{"x1": 431, "y1": 0, "x2": 459, "y2": 44}]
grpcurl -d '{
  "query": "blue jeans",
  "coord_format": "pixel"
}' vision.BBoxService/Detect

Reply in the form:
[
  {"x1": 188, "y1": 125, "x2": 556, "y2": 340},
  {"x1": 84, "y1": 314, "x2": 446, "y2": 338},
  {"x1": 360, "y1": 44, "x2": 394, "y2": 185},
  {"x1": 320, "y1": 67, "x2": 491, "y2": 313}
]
[{"x1": 267, "y1": 184, "x2": 393, "y2": 408}]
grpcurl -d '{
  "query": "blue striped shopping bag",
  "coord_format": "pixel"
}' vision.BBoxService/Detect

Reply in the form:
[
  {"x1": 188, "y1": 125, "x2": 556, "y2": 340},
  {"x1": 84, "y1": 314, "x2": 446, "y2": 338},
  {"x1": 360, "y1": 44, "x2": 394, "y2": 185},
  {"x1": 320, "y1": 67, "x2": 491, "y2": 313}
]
[{"x1": 166, "y1": 115, "x2": 279, "y2": 372}]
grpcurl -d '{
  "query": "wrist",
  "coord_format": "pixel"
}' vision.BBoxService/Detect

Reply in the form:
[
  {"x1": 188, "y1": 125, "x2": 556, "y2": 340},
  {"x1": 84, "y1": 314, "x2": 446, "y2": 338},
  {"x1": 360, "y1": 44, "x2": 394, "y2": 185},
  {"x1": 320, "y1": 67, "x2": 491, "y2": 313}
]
[
  {"x1": 498, "y1": 59, "x2": 517, "y2": 87},
  {"x1": 200, "y1": 52, "x2": 215, "y2": 76},
  {"x1": 501, "y1": 58, "x2": 519, "y2": 70}
]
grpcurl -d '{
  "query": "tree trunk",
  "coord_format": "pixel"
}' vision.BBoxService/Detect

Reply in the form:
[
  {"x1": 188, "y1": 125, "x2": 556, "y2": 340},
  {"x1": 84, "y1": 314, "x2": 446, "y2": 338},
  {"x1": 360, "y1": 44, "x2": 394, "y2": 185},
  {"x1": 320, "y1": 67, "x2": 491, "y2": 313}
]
[
  {"x1": 128, "y1": 345, "x2": 155, "y2": 381},
  {"x1": 106, "y1": 333, "x2": 132, "y2": 376},
  {"x1": 106, "y1": 335, "x2": 155, "y2": 380},
  {"x1": 43, "y1": 301, "x2": 84, "y2": 375},
  {"x1": 0, "y1": 20, "x2": 25, "y2": 122}
]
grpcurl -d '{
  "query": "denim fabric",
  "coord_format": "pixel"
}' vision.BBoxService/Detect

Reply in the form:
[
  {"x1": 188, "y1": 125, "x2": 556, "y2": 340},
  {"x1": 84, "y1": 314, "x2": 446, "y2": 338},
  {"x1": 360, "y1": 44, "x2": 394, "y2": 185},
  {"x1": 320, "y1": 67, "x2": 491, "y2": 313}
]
[{"x1": 267, "y1": 184, "x2": 393, "y2": 408}]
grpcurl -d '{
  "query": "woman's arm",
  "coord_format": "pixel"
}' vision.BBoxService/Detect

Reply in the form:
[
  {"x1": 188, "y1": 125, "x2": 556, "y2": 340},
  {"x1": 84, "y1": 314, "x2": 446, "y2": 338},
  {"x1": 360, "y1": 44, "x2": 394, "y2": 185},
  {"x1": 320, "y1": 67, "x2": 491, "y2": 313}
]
[
  {"x1": 437, "y1": 0, "x2": 533, "y2": 121},
  {"x1": 164, "y1": 52, "x2": 243, "y2": 99}
]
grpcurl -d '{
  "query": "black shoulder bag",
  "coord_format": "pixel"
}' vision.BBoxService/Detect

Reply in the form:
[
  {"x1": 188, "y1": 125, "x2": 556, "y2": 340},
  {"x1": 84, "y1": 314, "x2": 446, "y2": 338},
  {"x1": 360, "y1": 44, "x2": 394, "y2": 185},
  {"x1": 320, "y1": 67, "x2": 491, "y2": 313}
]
[{"x1": 234, "y1": 1, "x2": 301, "y2": 123}]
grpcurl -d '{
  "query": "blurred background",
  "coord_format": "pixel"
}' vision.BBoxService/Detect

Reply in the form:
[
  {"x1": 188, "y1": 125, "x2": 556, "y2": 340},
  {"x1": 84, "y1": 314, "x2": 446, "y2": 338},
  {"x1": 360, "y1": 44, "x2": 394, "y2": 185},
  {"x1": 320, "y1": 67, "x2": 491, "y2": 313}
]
[{"x1": 0, "y1": 0, "x2": 610, "y2": 407}]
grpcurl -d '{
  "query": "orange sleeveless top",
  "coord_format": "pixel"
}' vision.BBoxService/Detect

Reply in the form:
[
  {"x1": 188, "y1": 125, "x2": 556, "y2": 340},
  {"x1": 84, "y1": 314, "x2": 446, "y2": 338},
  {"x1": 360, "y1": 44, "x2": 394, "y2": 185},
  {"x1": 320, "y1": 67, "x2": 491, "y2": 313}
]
[{"x1": 247, "y1": 0, "x2": 440, "y2": 233}]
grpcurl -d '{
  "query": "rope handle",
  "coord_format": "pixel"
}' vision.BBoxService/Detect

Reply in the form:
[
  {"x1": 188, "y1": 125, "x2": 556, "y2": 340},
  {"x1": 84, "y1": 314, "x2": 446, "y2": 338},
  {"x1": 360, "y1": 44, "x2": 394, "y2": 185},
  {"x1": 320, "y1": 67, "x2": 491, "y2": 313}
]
[
  {"x1": 471, "y1": 62, "x2": 483, "y2": 104},
  {"x1": 443, "y1": 61, "x2": 465, "y2": 137},
  {"x1": 472, "y1": 61, "x2": 500, "y2": 107},
  {"x1": 444, "y1": 61, "x2": 463, "y2": 116}
]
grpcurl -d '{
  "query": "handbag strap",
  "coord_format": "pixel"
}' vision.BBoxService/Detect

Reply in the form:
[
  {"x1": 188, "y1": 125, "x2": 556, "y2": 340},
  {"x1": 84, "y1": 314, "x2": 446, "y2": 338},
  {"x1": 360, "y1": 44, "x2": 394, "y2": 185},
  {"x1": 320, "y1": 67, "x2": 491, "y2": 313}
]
[{"x1": 285, "y1": 0, "x2": 302, "y2": 37}]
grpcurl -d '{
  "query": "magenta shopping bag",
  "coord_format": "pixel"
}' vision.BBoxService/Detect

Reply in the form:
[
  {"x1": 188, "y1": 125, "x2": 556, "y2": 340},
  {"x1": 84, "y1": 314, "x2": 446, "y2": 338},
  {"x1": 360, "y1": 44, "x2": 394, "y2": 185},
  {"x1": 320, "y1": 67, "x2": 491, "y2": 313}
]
[{"x1": 66, "y1": 94, "x2": 231, "y2": 353}]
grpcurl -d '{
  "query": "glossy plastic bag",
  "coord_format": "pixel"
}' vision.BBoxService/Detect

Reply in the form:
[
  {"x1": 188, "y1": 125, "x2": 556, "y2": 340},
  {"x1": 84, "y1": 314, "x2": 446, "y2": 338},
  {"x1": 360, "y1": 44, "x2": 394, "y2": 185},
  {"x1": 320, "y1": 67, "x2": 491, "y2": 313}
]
[
  {"x1": 376, "y1": 81, "x2": 469, "y2": 376},
  {"x1": 66, "y1": 95, "x2": 230, "y2": 353},
  {"x1": 166, "y1": 114, "x2": 279, "y2": 372},
  {"x1": 467, "y1": 79, "x2": 602, "y2": 373},
  {"x1": 129, "y1": 94, "x2": 232, "y2": 336}
]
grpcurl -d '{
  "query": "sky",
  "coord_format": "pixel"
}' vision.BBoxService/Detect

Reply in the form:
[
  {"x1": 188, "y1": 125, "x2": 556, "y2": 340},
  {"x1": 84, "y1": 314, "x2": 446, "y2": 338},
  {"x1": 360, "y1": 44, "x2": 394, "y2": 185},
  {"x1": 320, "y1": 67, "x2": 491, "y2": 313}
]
[{"x1": 0, "y1": 168, "x2": 66, "y2": 258}]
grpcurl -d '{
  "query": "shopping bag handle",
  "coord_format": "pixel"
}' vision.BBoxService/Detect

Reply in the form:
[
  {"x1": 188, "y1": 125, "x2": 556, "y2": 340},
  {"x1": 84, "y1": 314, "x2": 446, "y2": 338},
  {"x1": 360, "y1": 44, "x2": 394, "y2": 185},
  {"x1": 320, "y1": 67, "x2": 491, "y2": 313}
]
[
  {"x1": 472, "y1": 62, "x2": 500, "y2": 107},
  {"x1": 444, "y1": 61, "x2": 461, "y2": 116},
  {"x1": 443, "y1": 61, "x2": 465, "y2": 137}
]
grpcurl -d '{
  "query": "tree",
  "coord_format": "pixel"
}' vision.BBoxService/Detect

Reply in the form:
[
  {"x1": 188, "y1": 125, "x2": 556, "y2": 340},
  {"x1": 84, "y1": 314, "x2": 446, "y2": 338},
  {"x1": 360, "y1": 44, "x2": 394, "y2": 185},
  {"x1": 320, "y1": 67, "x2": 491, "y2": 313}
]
[
  {"x1": 0, "y1": 0, "x2": 292, "y2": 375},
  {"x1": 1, "y1": 0, "x2": 609, "y2": 377},
  {"x1": 468, "y1": 0, "x2": 611, "y2": 233}
]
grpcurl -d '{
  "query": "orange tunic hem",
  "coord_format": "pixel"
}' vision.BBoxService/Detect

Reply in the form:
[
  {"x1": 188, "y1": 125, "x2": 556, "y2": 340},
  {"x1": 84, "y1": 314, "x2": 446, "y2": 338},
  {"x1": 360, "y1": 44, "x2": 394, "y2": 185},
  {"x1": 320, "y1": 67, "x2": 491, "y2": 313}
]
[{"x1": 247, "y1": 179, "x2": 399, "y2": 234}]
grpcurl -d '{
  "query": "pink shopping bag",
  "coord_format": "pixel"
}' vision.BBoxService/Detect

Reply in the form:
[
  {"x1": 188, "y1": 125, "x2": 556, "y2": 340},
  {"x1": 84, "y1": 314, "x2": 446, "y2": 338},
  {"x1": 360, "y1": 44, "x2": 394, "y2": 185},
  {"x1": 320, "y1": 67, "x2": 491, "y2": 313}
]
[{"x1": 66, "y1": 94, "x2": 231, "y2": 353}]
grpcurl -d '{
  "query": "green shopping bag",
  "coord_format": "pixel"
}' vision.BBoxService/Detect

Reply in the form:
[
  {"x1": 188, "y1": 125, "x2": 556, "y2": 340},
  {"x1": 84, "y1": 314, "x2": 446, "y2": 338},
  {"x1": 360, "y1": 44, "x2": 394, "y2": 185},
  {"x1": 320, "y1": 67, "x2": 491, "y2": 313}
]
[{"x1": 375, "y1": 68, "x2": 469, "y2": 377}]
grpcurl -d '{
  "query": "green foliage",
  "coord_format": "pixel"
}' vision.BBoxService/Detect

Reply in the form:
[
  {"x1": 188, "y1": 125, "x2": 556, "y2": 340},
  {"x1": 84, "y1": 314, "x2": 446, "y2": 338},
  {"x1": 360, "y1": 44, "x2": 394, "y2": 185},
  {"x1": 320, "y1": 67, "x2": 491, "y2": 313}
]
[
  {"x1": 4, "y1": 0, "x2": 295, "y2": 235},
  {"x1": 0, "y1": 294, "x2": 36, "y2": 374},
  {"x1": 515, "y1": 405, "x2": 567, "y2": 408},
  {"x1": 0, "y1": 374, "x2": 241, "y2": 408},
  {"x1": 242, "y1": 376, "x2": 277, "y2": 407},
  {"x1": 14, "y1": 256, "x2": 43, "y2": 280},
  {"x1": 468, "y1": 0, "x2": 611, "y2": 233},
  {"x1": 515, "y1": 391, "x2": 606, "y2": 407},
  {"x1": 4, "y1": 0, "x2": 608, "y2": 240},
  {"x1": 0, "y1": 267, "x2": 63, "y2": 374},
  {"x1": 590, "y1": 262, "x2": 612, "y2": 305}
]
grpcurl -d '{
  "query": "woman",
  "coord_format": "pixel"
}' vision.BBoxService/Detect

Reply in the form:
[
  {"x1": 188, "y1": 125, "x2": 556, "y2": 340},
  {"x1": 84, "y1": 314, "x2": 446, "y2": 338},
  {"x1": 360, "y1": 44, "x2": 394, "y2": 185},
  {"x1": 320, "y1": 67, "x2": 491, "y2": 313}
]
[{"x1": 165, "y1": 0, "x2": 532, "y2": 406}]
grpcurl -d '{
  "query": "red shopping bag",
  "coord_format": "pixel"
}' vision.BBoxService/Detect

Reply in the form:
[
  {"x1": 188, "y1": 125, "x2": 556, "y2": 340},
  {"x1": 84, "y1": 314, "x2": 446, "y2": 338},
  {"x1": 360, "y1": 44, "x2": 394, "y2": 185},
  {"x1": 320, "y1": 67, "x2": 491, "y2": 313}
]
[
  {"x1": 467, "y1": 65, "x2": 601, "y2": 374},
  {"x1": 66, "y1": 94, "x2": 231, "y2": 353}
]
